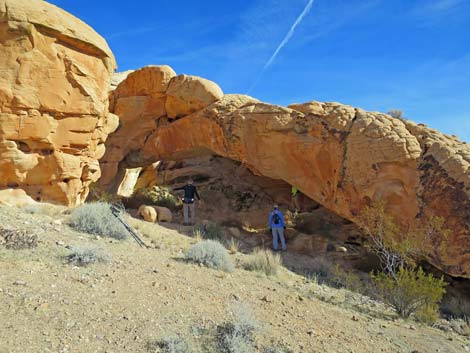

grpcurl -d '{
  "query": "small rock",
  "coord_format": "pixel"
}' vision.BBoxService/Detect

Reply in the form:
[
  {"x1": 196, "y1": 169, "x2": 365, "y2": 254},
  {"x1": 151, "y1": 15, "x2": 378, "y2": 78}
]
[
  {"x1": 56, "y1": 240, "x2": 65, "y2": 246},
  {"x1": 35, "y1": 303, "x2": 49, "y2": 311},
  {"x1": 351, "y1": 315, "x2": 359, "y2": 322},
  {"x1": 298, "y1": 295, "x2": 304, "y2": 302},
  {"x1": 13, "y1": 280, "x2": 27, "y2": 286},
  {"x1": 261, "y1": 295, "x2": 273, "y2": 303},
  {"x1": 464, "y1": 346, "x2": 470, "y2": 352},
  {"x1": 151, "y1": 281, "x2": 158, "y2": 287},
  {"x1": 53, "y1": 219, "x2": 62, "y2": 225},
  {"x1": 409, "y1": 325, "x2": 416, "y2": 330},
  {"x1": 307, "y1": 329, "x2": 314, "y2": 336},
  {"x1": 336, "y1": 246, "x2": 348, "y2": 253}
]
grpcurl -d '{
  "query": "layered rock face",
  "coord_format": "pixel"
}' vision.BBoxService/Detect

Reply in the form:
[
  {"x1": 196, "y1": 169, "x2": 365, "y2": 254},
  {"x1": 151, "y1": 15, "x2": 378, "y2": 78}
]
[
  {"x1": 0, "y1": 0, "x2": 117, "y2": 206},
  {"x1": 104, "y1": 68, "x2": 470, "y2": 277}
]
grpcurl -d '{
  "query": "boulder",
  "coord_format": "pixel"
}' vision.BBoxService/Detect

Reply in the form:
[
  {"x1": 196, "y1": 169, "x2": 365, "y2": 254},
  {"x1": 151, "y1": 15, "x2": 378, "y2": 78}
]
[
  {"x1": 153, "y1": 206, "x2": 172, "y2": 222},
  {"x1": 0, "y1": 0, "x2": 117, "y2": 206},
  {"x1": 138, "y1": 205, "x2": 157, "y2": 223},
  {"x1": 0, "y1": 189, "x2": 37, "y2": 207}
]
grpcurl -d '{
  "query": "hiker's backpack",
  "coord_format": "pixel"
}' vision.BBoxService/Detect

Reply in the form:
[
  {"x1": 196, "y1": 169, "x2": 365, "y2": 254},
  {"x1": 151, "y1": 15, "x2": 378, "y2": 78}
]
[{"x1": 272, "y1": 212, "x2": 281, "y2": 225}]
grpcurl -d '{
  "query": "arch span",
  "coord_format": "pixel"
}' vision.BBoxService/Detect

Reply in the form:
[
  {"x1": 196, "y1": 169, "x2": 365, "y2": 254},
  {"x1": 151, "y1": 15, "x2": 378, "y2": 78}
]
[{"x1": 100, "y1": 66, "x2": 470, "y2": 278}]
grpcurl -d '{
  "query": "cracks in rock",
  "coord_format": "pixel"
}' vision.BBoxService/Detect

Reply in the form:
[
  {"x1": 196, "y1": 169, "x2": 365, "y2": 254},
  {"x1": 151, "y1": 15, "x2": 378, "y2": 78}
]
[
  {"x1": 34, "y1": 24, "x2": 110, "y2": 61},
  {"x1": 336, "y1": 110, "x2": 359, "y2": 189},
  {"x1": 63, "y1": 57, "x2": 91, "y2": 98}
]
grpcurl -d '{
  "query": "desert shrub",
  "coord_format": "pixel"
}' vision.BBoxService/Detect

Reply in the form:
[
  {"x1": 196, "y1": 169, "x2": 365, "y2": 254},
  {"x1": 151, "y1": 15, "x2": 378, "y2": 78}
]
[
  {"x1": 69, "y1": 202, "x2": 128, "y2": 240},
  {"x1": 0, "y1": 226, "x2": 38, "y2": 250},
  {"x1": 244, "y1": 249, "x2": 282, "y2": 276},
  {"x1": 134, "y1": 186, "x2": 180, "y2": 211},
  {"x1": 146, "y1": 334, "x2": 191, "y2": 353},
  {"x1": 217, "y1": 302, "x2": 260, "y2": 353},
  {"x1": 185, "y1": 240, "x2": 234, "y2": 272},
  {"x1": 415, "y1": 303, "x2": 440, "y2": 324},
  {"x1": 192, "y1": 222, "x2": 224, "y2": 241},
  {"x1": 150, "y1": 335, "x2": 193, "y2": 353},
  {"x1": 358, "y1": 200, "x2": 449, "y2": 279},
  {"x1": 331, "y1": 265, "x2": 363, "y2": 292},
  {"x1": 387, "y1": 109, "x2": 404, "y2": 119},
  {"x1": 371, "y1": 267, "x2": 446, "y2": 320},
  {"x1": 66, "y1": 245, "x2": 111, "y2": 267}
]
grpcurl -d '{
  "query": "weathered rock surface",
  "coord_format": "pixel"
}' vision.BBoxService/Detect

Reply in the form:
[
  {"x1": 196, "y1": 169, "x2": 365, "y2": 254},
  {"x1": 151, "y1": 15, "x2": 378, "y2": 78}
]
[
  {"x1": 103, "y1": 66, "x2": 470, "y2": 277},
  {"x1": 0, "y1": 189, "x2": 37, "y2": 207},
  {"x1": 0, "y1": 0, "x2": 117, "y2": 206},
  {"x1": 100, "y1": 66, "x2": 224, "y2": 191},
  {"x1": 153, "y1": 206, "x2": 172, "y2": 222}
]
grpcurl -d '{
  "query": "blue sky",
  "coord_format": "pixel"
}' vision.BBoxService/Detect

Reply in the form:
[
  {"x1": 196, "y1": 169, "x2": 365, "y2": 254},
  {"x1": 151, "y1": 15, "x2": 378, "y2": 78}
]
[{"x1": 49, "y1": 0, "x2": 470, "y2": 141}]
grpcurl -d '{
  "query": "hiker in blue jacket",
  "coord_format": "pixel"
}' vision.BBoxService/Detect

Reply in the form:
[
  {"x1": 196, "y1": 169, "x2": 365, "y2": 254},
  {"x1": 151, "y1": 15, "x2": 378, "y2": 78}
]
[{"x1": 269, "y1": 205, "x2": 287, "y2": 252}]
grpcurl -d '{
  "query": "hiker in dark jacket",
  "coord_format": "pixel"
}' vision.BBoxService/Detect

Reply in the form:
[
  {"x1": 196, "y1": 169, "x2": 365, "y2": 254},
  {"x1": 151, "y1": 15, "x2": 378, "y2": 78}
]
[
  {"x1": 174, "y1": 178, "x2": 201, "y2": 225},
  {"x1": 268, "y1": 205, "x2": 286, "y2": 252}
]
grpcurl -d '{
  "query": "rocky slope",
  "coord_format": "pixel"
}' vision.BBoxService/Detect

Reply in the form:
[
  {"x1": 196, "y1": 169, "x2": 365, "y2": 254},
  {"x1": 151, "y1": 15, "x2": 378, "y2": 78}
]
[
  {"x1": 1, "y1": 205, "x2": 469, "y2": 353},
  {"x1": 0, "y1": 0, "x2": 118, "y2": 206},
  {"x1": 101, "y1": 66, "x2": 470, "y2": 278}
]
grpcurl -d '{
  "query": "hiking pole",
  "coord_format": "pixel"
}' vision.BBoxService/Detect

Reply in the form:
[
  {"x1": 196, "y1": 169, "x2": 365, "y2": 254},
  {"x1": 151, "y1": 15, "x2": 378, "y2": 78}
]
[{"x1": 110, "y1": 205, "x2": 148, "y2": 248}]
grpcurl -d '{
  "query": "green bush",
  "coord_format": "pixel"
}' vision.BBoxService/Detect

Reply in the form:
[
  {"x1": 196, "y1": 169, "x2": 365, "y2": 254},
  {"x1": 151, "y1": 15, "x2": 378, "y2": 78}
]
[
  {"x1": 69, "y1": 202, "x2": 128, "y2": 240},
  {"x1": 66, "y1": 245, "x2": 111, "y2": 267},
  {"x1": 244, "y1": 249, "x2": 282, "y2": 277},
  {"x1": 217, "y1": 302, "x2": 260, "y2": 353},
  {"x1": 135, "y1": 186, "x2": 180, "y2": 211},
  {"x1": 371, "y1": 267, "x2": 446, "y2": 320},
  {"x1": 192, "y1": 222, "x2": 225, "y2": 241},
  {"x1": 185, "y1": 240, "x2": 234, "y2": 272}
]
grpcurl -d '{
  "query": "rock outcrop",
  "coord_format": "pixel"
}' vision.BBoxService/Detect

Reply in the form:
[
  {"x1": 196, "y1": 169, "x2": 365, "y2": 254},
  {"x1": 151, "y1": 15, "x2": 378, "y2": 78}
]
[
  {"x1": 100, "y1": 66, "x2": 224, "y2": 191},
  {"x1": 0, "y1": 0, "x2": 117, "y2": 206},
  {"x1": 102, "y1": 66, "x2": 470, "y2": 277}
]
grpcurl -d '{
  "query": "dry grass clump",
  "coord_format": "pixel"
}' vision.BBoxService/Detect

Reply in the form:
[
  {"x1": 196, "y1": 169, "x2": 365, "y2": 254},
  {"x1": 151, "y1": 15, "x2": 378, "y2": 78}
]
[
  {"x1": 244, "y1": 249, "x2": 282, "y2": 276},
  {"x1": 185, "y1": 240, "x2": 234, "y2": 273},
  {"x1": 227, "y1": 238, "x2": 240, "y2": 254},
  {"x1": 69, "y1": 202, "x2": 128, "y2": 240}
]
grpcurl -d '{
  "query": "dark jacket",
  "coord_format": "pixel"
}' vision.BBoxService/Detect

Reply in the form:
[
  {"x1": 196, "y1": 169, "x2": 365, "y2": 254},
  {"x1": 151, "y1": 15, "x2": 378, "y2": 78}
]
[{"x1": 174, "y1": 184, "x2": 201, "y2": 203}]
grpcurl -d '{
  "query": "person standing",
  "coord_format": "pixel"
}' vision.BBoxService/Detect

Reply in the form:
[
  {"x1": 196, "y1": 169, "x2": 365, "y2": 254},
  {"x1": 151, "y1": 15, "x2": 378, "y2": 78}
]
[
  {"x1": 291, "y1": 185, "x2": 300, "y2": 211},
  {"x1": 269, "y1": 205, "x2": 286, "y2": 252},
  {"x1": 174, "y1": 178, "x2": 201, "y2": 225}
]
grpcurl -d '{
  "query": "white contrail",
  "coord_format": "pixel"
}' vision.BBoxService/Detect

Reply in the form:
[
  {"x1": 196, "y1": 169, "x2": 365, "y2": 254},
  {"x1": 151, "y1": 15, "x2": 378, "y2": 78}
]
[{"x1": 247, "y1": 0, "x2": 315, "y2": 94}]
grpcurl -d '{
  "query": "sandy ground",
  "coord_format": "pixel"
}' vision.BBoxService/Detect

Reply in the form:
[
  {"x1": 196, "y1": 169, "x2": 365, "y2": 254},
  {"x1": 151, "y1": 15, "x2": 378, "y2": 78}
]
[{"x1": 0, "y1": 205, "x2": 469, "y2": 353}]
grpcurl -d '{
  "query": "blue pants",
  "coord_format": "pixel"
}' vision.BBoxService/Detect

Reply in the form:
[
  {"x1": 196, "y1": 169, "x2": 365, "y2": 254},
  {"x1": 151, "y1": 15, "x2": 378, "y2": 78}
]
[{"x1": 271, "y1": 227, "x2": 286, "y2": 251}]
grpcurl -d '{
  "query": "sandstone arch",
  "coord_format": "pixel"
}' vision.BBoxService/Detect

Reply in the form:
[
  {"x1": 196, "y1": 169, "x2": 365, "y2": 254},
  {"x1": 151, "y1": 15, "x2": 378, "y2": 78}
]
[{"x1": 101, "y1": 66, "x2": 470, "y2": 278}]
